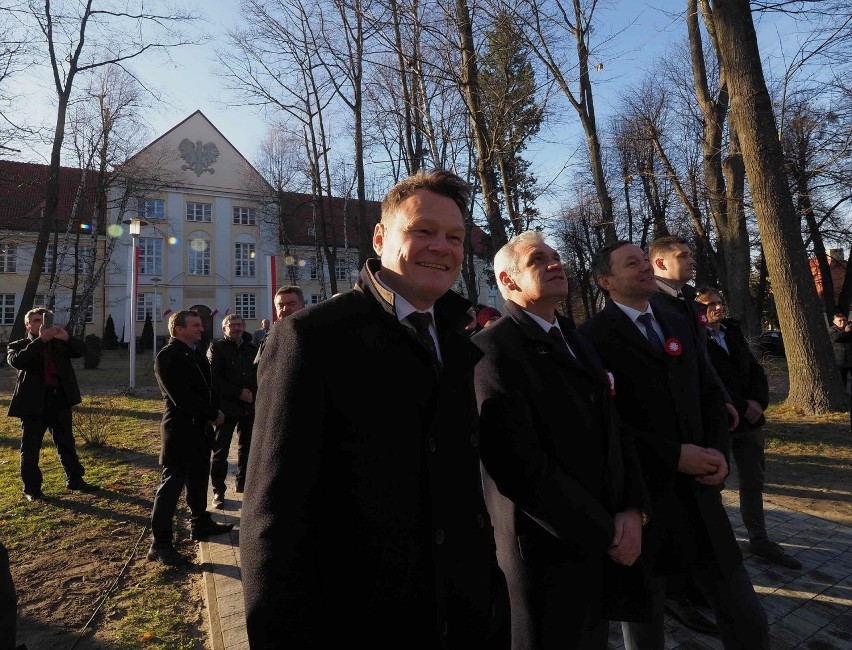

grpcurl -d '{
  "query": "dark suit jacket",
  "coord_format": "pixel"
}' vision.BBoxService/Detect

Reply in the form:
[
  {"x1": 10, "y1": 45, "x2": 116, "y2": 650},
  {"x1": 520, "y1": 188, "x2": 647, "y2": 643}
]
[
  {"x1": 240, "y1": 259, "x2": 509, "y2": 649},
  {"x1": 154, "y1": 338, "x2": 219, "y2": 466},
  {"x1": 579, "y1": 300, "x2": 742, "y2": 577},
  {"x1": 7, "y1": 332, "x2": 85, "y2": 416},
  {"x1": 207, "y1": 331, "x2": 258, "y2": 418},
  {"x1": 704, "y1": 319, "x2": 768, "y2": 431},
  {"x1": 474, "y1": 301, "x2": 649, "y2": 645}
]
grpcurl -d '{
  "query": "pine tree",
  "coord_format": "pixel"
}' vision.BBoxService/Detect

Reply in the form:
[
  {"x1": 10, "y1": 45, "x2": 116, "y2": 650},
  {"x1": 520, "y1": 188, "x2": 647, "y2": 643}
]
[{"x1": 102, "y1": 315, "x2": 119, "y2": 350}]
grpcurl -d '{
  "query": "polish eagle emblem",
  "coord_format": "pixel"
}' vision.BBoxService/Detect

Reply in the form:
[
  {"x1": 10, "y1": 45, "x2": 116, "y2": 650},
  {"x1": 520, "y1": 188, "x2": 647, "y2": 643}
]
[{"x1": 178, "y1": 138, "x2": 220, "y2": 176}]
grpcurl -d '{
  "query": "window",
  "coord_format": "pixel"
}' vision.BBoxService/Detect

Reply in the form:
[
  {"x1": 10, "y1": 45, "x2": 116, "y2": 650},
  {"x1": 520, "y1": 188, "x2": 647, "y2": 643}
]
[
  {"x1": 137, "y1": 292, "x2": 161, "y2": 322},
  {"x1": 41, "y1": 245, "x2": 55, "y2": 273},
  {"x1": 306, "y1": 294, "x2": 322, "y2": 305},
  {"x1": 0, "y1": 294, "x2": 13, "y2": 324},
  {"x1": 0, "y1": 243, "x2": 16, "y2": 273},
  {"x1": 334, "y1": 258, "x2": 349, "y2": 281},
  {"x1": 284, "y1": 260, "x2": 303, "y2": 280},
  {"x1": 74, "y1": 300, "x2": 94, "y2": 324},
  {"x1": 309, "y1": 257, "x2": 320, "y2": 280},
  {"x1": 76, "y1": 247, "x2": 93, "y2": 274},
  {"x1": 188, "y1": 237, "x2": 211, "y2": 276},
  {"x1": 233, "y1": 206, "x2": 256, "y2": 225},
  {"x1": 186, "y1": 202, "x2": 212, "y2": 222},
  {"x1": 138, "y1": 199, "x2": 165, "y2": 220},
  {"x1": 235, "y1": 293, "x2": 256, "y2": 319},
  {"x1": 235, "y1": 242, "x2": 256, "y2": 277},
  {"x1": 139, "y1": 237, "x2": 163, "y2": 276},
  {"x1": 307, "y1": 226, "x2": 316, "y2": 236}
]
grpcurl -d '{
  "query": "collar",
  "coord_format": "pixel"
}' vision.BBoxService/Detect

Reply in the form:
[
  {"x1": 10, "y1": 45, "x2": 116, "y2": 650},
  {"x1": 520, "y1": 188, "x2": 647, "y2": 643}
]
[
  {"x1": 374, "y1": 271, "x2": 436, "y2": 324},
  {"x1": 612, "y1": 300, "x2": 654, "y2": 324},
  {"x1": 523, "y1": 309, "x2": 558, "y2": 333},
  {"x1": 655, "y1": 277, "x2": 683, "y2": 298}
]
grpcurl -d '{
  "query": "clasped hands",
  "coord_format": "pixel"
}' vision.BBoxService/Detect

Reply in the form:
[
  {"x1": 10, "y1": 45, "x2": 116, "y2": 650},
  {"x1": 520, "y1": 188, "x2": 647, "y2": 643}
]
[{"x1": 678, "y1": 443, "x2": 728, "y2": 485}]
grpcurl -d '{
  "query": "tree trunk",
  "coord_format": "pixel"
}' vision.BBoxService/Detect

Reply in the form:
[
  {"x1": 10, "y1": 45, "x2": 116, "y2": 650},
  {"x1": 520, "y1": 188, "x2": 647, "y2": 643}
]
[{"x1": 711, "y1": 0, "x2": 845, "y2": 413}]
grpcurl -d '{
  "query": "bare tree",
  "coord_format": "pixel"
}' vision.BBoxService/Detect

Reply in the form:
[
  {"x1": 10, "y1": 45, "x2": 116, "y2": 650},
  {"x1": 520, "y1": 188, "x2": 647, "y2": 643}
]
[
  {"x1": 710, "y1": 0, "x2": 846, "y2": 413},
  {"x1": 8, "y1": 0, "x2": 201, "y2": 341}
]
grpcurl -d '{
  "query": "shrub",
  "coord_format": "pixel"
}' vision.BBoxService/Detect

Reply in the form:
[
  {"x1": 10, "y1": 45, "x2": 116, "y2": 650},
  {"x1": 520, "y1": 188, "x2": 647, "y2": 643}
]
[
  {"x1": 84, "y1": 334, "x2": 103, "y2": 369},
  {"x1": 103, "y1": 315, "x2": 119, "y2": 350},
  {"x1": 140, "y1": 313, "x2": 154, "y2": 351},
  {"x1": 73, "y1": 397, "x2": 119, "y2": 446}
]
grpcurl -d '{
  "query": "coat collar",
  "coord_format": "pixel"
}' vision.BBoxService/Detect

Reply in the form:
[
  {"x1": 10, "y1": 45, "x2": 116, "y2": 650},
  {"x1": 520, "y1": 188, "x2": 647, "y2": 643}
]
[{"x1": 504, "y1": 300, "x2": 591, "y2": 373}]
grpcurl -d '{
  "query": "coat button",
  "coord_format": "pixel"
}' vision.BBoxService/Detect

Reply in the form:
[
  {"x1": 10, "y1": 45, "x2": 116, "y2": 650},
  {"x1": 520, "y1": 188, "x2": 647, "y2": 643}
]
[
  {"x1": 427, "y1": 438, "x2": 437, "y2": 453},
  {"x1": 434, "y1": 529, "x2": 445, "y2": 544}
]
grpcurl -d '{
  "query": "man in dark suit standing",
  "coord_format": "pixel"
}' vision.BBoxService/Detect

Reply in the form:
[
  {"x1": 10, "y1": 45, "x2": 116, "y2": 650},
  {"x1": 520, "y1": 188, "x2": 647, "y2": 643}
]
[
  {"x1": 148, "y1": 310, "x2": 234, "y2": 566},
  {"x1": 696, "y1": 287, "x2": 801, "y2": 569},
  {"x1": 241, "y1": 169, "x2": 509, "y2": 648},
  {"x1": 474, "y1": 231, "x2": 648, "y2": 649},
  {"x1": 579, "y1": 242, "x2": 768, "y2": 650}
]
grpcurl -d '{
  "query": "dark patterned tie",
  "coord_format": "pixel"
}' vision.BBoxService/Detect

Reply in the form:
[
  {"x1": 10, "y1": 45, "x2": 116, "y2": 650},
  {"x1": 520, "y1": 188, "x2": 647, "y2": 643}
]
[
  {"x1": 548, "y1": 327, "x2": 575, "y2": 358},
  {"x1": 407, "y1": 312, "x2": 442, "y2": 370},
  {"x1": 637, "y1": 313, "x2": 665, "y2": 353}
]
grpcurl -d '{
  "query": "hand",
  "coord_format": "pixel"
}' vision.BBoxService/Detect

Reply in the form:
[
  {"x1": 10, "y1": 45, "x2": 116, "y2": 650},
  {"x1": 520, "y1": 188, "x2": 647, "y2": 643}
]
[
  {"x1": 744, "y1": 399, "x2": 764, "y2": 424},
  {"x1": 677, "y1": 443, "x2": 722, "y2": 475},
  {"x1": 695, "y1": 447, "x2": 728, "y2": 485},
  {"x1": 239, "y1": 388, "x2": 254, "y2": 403},
  {"x1": 607, "y1": 509, "x2": 642, "y2": 566},
  {"x1": 211, "y1": 410, "x2": 225, "y2": 427},
  {"x1": 725, "y1": 402, "x2": 739, "y2": 431}
]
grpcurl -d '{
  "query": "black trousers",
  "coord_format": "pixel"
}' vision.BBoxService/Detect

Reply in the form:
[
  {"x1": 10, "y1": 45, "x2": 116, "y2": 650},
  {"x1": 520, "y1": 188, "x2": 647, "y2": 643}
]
[
  {"x1": 19, "y1": 401, "x2": 84, "y2": 493},
  {"x1": 150, "y1": 444, "x2": 211, "y2": 547},
  {"x1": 210, "y1": 413, "x2": 253, "y2": 492},
  {"x1": 730, "y1": 425, "x2": 768, "y2": 543},
  {"x1": 622, "y1": 562, "x2": 768, "y2": 649}
]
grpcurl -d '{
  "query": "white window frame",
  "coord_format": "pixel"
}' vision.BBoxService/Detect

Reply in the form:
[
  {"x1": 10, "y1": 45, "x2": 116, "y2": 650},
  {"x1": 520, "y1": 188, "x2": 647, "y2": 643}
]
[
  {"x1": 137, "y1": 292, "x2": 161, "y2": 322},
  {"x1": 235, "y1": 293, "x2": 256, "y2": 319},
  {"x1": 0, "y1": 243, "x2": 17, "y2": 273},
  {"x1": 188, "y1": 236, "x2": 211, "y2": 276},
  {"x1": 138, "y1": 198, "x2": 165, "y2": 220},
  {"x1": 138, "y1": 237, "x2": 163, "y2": 276},
  {"x1": 233, "y1": 206, "x2": 256, "y2": 225},
  {"x1": 186, "y1": 202, "x2": 212, "y2": 222},
  {"x1": 234, "y1": 242, "x2": 256, "y2": 277},
  {"x1": 41, "y1": 245, "x2": 55, "y2": 274},
  {"x1": 0, "y1": 294, "x2": 14, "y2": 324}
]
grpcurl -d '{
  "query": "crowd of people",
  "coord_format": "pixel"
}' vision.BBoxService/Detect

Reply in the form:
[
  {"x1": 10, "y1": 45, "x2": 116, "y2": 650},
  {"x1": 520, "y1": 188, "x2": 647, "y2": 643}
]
[{"x1": 3, "y1": 167, "x2": 850, "y2": 649}]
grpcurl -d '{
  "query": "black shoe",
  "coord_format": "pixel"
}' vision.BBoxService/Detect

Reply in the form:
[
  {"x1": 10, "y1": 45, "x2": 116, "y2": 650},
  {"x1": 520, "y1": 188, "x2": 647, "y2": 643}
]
[
  {"x1": 147, "y1": 545, "x2": 190, "y2": 566},
  {"x1": 191, "y1": 520, "x2": 234, "y2": 540},
  {"x1": 665, "y1": 598, "x2": 718, "y2": 636},
  {"x1": 235, "y1": 482, "x2": 244, "y2": 494},
  {"x1": 749, "y1": 540, "x2": 802, "y2": 569},
  {"x1": 211, "y1": 490, "x2": 225, "y2": 509},
  {"x1": 67, "y1": 478, "x2": 100, "y2": 492},
  {"x1": 23, "y1": 489, "x2": 45, "y2": 502}
]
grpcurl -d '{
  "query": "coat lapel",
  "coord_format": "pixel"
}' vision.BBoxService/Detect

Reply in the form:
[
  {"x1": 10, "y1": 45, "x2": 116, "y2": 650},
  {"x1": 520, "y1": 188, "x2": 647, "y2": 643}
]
[{"x1": 505, "y1": 301, "x2": 591, "y2": 375}]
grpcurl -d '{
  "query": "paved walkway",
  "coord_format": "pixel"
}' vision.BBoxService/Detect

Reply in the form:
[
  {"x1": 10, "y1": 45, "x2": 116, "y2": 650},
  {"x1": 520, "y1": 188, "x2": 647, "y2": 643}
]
[{"x1": 199, "y1": 439, "x2": 852, "y2": 649}]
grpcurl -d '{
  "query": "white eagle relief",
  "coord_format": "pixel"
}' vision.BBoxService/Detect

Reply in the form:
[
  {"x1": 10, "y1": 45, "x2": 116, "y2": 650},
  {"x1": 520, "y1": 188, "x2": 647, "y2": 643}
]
[{"x1": 179, "y1": 138, "x2": 220, "y2": 176}]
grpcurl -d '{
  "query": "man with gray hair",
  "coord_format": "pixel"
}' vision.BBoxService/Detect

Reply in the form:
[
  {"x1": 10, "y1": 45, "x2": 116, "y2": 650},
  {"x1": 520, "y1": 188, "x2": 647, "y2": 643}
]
[{"x1": 474, "y1": 231, "x2": 649, "y2": 648}]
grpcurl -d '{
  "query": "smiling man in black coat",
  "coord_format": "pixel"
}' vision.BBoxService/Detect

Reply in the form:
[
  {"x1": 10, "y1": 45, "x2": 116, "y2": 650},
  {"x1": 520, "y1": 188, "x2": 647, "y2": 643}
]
[
  {"x1": 241, "y1": 169, "x2": 509, "y2": 649},
  {"x1": 578, "y1": 241, "x2": 768, "y2": 650},
  {"x1": 474, "y1": 231, "x2": 649, "y2": 649}
]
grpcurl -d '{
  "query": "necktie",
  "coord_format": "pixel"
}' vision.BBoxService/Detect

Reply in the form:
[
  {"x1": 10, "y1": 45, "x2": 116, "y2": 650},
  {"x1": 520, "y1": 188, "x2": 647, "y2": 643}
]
[
  {"x1": 407, "y1": 312, "x2": 442, "y2": 370},
  {"x1": 548, "y1": 327, "x2": 575, "y2": 358},
  {"x1": 637, "y1": 313, "x2": 665, "y2": 353}
]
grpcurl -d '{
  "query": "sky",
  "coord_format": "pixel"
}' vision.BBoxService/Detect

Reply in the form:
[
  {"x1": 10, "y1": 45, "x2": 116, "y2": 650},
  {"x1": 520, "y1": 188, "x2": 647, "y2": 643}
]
[{"x1": 11, "y1": 0, "x2": 803, "y2": 201}]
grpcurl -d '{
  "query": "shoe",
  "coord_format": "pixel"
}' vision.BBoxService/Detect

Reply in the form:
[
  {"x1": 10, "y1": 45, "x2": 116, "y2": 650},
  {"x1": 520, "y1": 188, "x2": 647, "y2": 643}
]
[
  {"x1": 190, "y1": 520, "x2": 234, "y2": 540},
  {"x1": 23, "y1": 489, "x2": 45, "y2": 502},
  {"x1": 211, "y1": 490, "x2": 224, "y2": 509},
  {"x1": 665, "y1": 598, "x2": 718, "y2": 636},
  {"x1": 67, "y1": 478, "x2": 100, "y2": 492},
  {"x1": 235, "y1": 481, "x2": 244, "y2": 494},
  {"x1": 749, "y1": 540, "x2": 802, "y2": 569},
  {"x1": 147, "y1": 545, "x2": 190, "y2": 566}
]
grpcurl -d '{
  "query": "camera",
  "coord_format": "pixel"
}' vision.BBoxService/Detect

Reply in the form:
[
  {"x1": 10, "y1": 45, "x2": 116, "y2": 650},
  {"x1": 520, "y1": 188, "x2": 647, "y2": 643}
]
[{"x1": 42, "y1": 312, "x2": 54, "y2": 328}]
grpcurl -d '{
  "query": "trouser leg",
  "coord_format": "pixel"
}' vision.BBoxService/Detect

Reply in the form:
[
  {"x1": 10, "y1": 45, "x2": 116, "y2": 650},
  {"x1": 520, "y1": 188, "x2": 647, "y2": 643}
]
[
  {"x1": 20, "y1": 416, "x2": 47, "y2": 493},
  {"x1": 695, "y1": 562, "x2": 768, "y2": 649},
  {"x1": 187, "y1": 445, "x2": 212, "y2": 526},
  {"x1": 731, "y1": 426, "x2": 767, "y2": 543},
  {"x1": 0, "y1": 542, "x2": 16, "y2": 650},
  {"x1": 235, "y1": 413, "x2": 254, "y2": 487},
  {"x1": 622, "y1": 574, "x2": 666, "y2": 650},
  {"x1": 150, "y1": 464, "x2": 188, "y2": 547},
  {"x1": 47, "y1": 406, "x2": 85, "y2": 482},
  {"x1": 210, "y1": 418, "x2": 237, "y2": 492}
]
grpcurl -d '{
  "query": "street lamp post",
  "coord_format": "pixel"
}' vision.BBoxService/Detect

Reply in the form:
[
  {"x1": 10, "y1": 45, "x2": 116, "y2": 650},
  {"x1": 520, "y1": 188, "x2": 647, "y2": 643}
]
[
  {"x1": 123, "y1": 218, "x2": 147, "y2": 390},
  {"x1": 151, "y1": 277, "x2": 162, "y2": 364}
]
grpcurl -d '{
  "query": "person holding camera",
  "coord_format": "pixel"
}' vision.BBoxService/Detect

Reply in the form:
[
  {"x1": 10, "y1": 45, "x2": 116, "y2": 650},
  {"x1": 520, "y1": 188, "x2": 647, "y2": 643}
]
[{"x1": 6, "y1": 308, "x2": 99, "y2": 502}]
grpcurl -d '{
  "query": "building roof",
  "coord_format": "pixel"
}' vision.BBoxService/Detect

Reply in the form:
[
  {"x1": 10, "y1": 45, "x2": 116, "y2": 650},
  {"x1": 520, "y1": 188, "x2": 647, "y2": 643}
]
[{"x1": 0, "y1": 159, "x2": 106, "y2": 234}]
